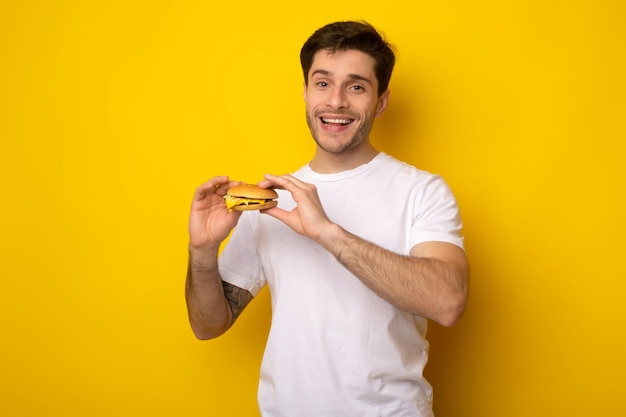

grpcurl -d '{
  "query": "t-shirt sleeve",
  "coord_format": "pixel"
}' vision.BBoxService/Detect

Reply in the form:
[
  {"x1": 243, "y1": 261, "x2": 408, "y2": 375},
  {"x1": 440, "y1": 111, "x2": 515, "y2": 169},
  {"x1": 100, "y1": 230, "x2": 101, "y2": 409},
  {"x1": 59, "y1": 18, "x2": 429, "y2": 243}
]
[
  {"x1": 218, "y1": 212, "x2": 267, "y2": 297},
  {"x1": 409, "y1": 175, "x2": 465, "y2": 250}
]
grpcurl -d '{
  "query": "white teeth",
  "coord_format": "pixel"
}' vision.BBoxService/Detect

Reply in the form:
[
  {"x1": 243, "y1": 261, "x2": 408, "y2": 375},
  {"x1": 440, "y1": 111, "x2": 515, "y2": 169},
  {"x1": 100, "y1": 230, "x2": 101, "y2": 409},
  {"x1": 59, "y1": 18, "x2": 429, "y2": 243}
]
[{"x1": 322, "y1": 118, "x2": 351, "y2": 125}]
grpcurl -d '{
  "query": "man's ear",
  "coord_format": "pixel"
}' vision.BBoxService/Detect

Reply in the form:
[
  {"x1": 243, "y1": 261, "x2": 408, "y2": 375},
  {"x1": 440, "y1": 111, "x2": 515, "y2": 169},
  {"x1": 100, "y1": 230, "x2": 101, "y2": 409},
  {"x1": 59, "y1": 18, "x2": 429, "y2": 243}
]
[
  {"x1": 375, "y1": 89, "x2": 390, "y2": 117},
  {"x1": 303, "y1": 82, "x2": 308, "y2": 101}
]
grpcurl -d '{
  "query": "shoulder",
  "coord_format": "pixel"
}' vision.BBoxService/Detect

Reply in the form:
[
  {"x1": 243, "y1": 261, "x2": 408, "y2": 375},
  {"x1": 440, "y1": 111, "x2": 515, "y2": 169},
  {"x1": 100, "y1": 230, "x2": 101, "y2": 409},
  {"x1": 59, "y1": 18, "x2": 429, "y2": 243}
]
[
  {"x1": 374, "y1": 153, "x2": 432, "y2": 178},
  {"x1": 369, "y1": 153, "x2": 446, "y2": 192}
]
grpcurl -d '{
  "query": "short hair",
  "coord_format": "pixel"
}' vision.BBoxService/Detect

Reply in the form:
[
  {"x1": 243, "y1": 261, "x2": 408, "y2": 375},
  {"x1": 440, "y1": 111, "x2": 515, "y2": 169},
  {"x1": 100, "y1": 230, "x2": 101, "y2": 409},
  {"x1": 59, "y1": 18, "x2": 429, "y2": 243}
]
[{"x1": 300, "y1": 20, "x2": 396, "y2": 96}]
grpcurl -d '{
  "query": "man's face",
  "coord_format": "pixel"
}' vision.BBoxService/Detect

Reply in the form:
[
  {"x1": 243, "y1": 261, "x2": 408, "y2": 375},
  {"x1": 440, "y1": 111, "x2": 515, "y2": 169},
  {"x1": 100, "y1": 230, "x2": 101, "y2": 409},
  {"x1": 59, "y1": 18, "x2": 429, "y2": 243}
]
[{"x1": 304, "y1": 49, "x2": 389, "y2": 155}]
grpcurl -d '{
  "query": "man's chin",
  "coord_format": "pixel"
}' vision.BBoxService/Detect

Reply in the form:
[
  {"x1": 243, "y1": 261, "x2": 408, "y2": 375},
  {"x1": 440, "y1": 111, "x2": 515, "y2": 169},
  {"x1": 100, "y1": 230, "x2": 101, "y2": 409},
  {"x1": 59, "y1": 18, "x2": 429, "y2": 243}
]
[{"x1": 314, "y1": 137, "x2": 362, "y2": 155}]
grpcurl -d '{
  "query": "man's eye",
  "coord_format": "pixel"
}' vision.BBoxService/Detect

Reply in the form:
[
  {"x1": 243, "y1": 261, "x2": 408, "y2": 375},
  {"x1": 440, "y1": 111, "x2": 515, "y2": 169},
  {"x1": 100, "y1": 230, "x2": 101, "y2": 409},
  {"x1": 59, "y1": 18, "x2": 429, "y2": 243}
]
[
  {"x1": 351, "y1": 85, "x2": 364, "y2": 91},
  {"x1": 317, "y1": 81, "x2": 328, "y2": 87}
]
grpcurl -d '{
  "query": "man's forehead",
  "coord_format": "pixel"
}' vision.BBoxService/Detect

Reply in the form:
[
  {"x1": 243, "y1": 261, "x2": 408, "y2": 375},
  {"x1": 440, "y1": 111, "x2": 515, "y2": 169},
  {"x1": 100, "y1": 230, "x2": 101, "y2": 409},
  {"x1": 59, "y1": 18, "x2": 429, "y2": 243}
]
[{"x1": 309, "y1": 49, "x2": 376, "y2": 79}]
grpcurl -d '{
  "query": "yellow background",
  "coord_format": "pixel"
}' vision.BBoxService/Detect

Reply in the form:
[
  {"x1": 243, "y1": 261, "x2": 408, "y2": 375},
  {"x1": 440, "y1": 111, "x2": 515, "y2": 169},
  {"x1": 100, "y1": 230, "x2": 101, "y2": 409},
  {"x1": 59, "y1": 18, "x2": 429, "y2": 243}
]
[{"x1": 1, "y1": 1, "x2": 624, "y2": 416}]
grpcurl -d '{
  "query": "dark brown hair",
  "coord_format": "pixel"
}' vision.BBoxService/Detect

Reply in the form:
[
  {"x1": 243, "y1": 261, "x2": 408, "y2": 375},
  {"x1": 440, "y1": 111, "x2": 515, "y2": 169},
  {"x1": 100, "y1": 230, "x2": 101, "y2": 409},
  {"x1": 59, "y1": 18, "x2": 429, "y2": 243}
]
[{"x1": 300, "y1": 21, "x2": 396, "y2": 96}]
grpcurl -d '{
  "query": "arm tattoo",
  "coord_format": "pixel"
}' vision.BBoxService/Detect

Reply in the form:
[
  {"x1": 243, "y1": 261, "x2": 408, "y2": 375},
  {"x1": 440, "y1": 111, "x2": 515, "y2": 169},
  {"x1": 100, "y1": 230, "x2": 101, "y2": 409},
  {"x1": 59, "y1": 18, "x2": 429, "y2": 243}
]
[{"x1": 222, "y1": 281, "x2": 253, "y2": 324}]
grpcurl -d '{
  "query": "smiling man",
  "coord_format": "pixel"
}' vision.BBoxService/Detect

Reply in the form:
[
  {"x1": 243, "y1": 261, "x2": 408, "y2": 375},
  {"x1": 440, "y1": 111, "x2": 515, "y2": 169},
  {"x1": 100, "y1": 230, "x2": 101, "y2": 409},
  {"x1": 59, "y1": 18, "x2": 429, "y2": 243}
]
[
  {"x1": 186, "y1": 21, "x2": 469, "y2": 417},
  {"x1": 305, "y1": 49, "x2": 387, "y2": 167}
]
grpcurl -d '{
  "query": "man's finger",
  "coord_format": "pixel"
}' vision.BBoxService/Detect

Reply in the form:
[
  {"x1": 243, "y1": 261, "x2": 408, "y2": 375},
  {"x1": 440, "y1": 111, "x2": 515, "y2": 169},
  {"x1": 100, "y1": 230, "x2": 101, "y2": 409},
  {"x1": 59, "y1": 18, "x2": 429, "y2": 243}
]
[
  {"x1": 193, "y1": 176, "x2": 230, "y2": 201},
  {"x1": 264, "y1": 174, "x2": 303, "y2": 191}
]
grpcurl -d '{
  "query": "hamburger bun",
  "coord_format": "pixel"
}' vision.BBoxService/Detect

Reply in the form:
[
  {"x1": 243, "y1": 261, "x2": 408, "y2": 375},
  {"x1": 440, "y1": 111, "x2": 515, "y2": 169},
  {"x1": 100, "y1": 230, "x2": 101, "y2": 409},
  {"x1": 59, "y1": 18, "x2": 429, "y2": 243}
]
[{"x1": 224, "y1": 184, "x2": 278, "y2": 211}]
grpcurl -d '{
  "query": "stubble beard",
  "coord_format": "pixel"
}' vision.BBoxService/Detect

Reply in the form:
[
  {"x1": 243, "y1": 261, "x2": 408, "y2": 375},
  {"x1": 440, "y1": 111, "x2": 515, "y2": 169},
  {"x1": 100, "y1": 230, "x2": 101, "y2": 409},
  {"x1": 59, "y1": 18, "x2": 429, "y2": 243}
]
[{"x1": 306, "y1": 110, "x2": 375, "y2": 155}]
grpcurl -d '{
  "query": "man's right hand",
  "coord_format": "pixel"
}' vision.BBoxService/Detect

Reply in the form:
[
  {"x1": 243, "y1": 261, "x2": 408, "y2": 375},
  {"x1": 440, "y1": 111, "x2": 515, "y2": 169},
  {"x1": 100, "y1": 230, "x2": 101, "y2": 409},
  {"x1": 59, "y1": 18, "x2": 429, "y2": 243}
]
[{"x1": 188, "y1": 176, "x2": 243, "y2": 249}]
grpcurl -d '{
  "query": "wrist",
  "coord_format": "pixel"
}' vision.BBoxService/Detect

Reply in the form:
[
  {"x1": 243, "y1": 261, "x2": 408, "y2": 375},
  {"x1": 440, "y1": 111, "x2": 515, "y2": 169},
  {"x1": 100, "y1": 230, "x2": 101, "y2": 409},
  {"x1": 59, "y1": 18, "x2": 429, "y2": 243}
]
[
  {"x1": 317, "y1": 223, "x2": 348, "y2": 255},
  {"x1": 188, "y1": 243, "x2": 220, "y2": 268}
]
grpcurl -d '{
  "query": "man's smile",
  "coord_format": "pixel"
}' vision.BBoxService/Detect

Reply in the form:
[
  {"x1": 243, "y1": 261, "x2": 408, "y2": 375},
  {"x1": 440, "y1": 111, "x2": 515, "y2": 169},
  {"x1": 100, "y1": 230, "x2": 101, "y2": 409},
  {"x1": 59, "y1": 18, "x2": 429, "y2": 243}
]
[{"x1": 321, "y1": 117, "x2": 354, "y2": 126}]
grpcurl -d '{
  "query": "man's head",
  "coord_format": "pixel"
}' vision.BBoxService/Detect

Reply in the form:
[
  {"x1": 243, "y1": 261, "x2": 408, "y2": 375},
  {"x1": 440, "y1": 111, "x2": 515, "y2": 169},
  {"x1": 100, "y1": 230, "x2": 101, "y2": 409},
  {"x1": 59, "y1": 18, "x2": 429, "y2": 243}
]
[{"x1": 300, "y1": 21, "x2": 396, "y2": 97}]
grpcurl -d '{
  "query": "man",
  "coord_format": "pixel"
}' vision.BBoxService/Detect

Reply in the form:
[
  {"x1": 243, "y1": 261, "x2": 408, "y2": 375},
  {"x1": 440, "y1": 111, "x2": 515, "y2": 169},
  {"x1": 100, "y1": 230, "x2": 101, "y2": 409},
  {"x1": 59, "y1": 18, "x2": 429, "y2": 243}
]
[{"x1": 186, "y1": 21, "x2": 469, "y2": 417}]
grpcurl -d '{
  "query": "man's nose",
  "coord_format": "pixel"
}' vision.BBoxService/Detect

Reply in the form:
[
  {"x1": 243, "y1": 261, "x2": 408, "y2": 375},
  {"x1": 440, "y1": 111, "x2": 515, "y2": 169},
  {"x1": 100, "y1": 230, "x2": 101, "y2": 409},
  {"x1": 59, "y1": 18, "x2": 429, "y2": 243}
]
[{"x1": 326, "y1": 87, "x2": 348, "y2": 109}]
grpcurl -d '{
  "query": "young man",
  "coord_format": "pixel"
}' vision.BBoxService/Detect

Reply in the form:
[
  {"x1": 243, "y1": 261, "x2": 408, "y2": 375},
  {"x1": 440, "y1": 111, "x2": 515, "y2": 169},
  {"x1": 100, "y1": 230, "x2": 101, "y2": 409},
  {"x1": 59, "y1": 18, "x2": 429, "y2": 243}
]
[{"x1": 186, "y1": 21, "x2": 469, "y2": 417}]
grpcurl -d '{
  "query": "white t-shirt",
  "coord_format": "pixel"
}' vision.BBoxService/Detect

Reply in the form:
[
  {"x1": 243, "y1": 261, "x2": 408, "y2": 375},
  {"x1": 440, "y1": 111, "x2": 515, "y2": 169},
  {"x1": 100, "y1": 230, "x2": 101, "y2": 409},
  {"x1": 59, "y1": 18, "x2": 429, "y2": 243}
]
[{"x1": 219, "y1": 152, "x2": 464, "y2": 417}]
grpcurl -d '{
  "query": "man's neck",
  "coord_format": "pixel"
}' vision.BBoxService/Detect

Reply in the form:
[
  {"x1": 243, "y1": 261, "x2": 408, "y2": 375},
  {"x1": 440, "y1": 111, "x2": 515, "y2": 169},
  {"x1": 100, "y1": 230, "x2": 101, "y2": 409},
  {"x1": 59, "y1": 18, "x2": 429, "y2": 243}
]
[{"x1": 309, "y1": 144, "x2": 379, "y2": 174}]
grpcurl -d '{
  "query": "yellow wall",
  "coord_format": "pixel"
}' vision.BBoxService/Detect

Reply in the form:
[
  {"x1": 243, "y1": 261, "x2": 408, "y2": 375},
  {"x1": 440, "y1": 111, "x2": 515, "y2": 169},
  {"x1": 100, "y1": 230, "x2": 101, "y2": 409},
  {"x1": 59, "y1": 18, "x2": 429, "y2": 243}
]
[{"x1": 1, "y1": 1, "x2": 624, "y2": 416}]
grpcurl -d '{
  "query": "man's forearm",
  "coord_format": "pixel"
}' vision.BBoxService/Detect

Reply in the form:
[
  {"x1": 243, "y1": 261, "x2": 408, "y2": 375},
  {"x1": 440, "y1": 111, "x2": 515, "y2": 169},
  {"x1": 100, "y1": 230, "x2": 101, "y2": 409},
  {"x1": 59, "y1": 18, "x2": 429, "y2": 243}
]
[
  {"x1": 318, "y1": 224, "x2": 468, "y2": 326},
  {"x1": 185, "y1": 245, "x2": 232, "y2": 340}
]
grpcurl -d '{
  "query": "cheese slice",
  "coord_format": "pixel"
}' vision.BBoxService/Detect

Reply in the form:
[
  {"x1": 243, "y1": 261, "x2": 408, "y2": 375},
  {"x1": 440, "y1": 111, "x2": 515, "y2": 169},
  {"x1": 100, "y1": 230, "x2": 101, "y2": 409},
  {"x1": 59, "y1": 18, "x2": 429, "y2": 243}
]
[{"x1": 224, "y1": 195, "x2": 269, "y2": 209}]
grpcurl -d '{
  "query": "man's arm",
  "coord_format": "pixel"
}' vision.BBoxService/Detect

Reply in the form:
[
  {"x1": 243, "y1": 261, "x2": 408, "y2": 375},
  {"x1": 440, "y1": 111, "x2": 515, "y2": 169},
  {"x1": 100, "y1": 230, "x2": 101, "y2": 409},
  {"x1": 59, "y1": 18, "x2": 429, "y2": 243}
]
[
  {"x1": 260, "y1": 174, "x2": 469, "y2": 327},
  {"x1": 185, "y1": 176, "x2": 253, "y2": 340},
  {"x1": 186, "y1": 246, "x2": 253, "y2": 340},
  {"x1": 319, "y1": 225, "x2": 468, "y2": 326}
]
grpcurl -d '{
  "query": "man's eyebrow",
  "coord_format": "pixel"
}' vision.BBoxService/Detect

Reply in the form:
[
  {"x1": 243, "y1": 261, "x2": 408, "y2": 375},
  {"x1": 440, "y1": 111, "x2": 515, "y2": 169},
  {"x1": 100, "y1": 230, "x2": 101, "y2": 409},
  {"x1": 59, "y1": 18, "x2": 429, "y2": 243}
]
[
  {"x1": 311, "y1": 69, "x2": 332, "y2": 78},
  {"x1": 310, "y1": 69, "x2": 373, "y2": 85}
]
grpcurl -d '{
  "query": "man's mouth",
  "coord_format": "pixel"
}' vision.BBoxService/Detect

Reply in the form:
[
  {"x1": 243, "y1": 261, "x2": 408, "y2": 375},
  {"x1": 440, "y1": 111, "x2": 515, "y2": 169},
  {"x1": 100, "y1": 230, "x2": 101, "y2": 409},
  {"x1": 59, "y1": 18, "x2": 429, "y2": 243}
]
[{"x1": 320, "y1": 117, "x2": 353, "y2": 126}]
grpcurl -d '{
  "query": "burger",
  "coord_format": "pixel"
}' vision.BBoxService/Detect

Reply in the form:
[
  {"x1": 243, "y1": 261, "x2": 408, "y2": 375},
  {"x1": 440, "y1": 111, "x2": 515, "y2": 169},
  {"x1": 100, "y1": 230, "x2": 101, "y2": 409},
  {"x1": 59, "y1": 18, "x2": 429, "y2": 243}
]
[{"x1": 224, "y1": 184, "x2": 278, "y2": 211}]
